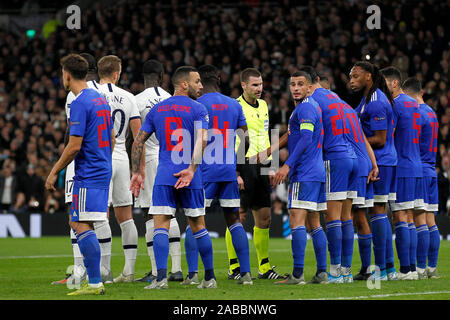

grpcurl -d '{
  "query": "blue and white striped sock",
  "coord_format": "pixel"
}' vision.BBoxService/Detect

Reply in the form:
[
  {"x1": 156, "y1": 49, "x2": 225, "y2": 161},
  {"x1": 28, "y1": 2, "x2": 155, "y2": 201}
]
[
  {"x1": 326, "y1": 220, "x2": 342, "y2": 276},
  {"x1": 394, "y1": 222, "x2": 410, "y2": 273},
  {"x1": 341, "y1": 219, "x2": 354, "y2": 268},
  {"x1": 76, "y1": 229, "x2": 101, "y2": 284},
  {"x1": 310, "y1": 226, "x2": 327, "y2": 274},
  {"x1": 408, "y1": 223, "x2": 417, "y2": 272},
  {"x1": 291, "y1": 226, "x2": 306, "y2": 278},
  {"x1": 416, "y1": 224, "x2": 429, "y2": 270},
  {"x1": 194, "y1": 228, "x2": 215, "y2": 281},
  {"x1": 153, "y1": 228, "x2": 169, "y2": 281},
  {"x1": 428, "y1": 225, "x2": 440, "y2": 268},
  {"x1": 184, "y1": 226, "x2": 199, "y2": 276},
  {"x1": 357, "y1": 233, "x2": 372, "y2": 274},
  {"x1": 370, "y1": 214, "x2": 387, "y2": 271},
  {"x1": 228, "y1": 222, "x2": 250, "y2": 275}
]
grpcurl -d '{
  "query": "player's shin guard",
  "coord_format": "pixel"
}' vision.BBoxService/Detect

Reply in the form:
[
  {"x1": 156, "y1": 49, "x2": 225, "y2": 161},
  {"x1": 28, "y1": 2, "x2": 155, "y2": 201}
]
[
  {"x1": 194, "y1": 229, "x2": 215, "y2": 281},
  {"x1": 145, "y1": 219, "x2": 157, "y2": 276},
  {"x1": 225, "y1": 228, "x2": 240, "y2": 272},
  {"x1": 94, "y1": 220, "x2": 112, "y2": 272},
  {"x1": 408, "y1": 223, "x2": 417, "y2": 271},
  {"x1": 169, "y1": 218, "x2": 182, "y2": 273},
  {"x1": 428, "y1": 225, "x2": 440, "y2": 268},
  {"x1": 341, "y1": 219, "x2": 354, "y2": 270},
  {"x1": 120, "y1": 219, "x2": 138, "y2": 276},
  {"x1": 416, "y1": 224, "x2": 429, "y2": 270},
  {"x1": 326, "y1": 220, "x2": 342, "y2": 276},
  {"x1": 291, "y1": 226, "x2": 306, "y2": 278},
  {"x1": 370, "y1": 214, "x2": 387, "y2": 271},
  {"x1": 253, "y1": 226, "x2": 270, "y2": 274},
  {"x1": 394, "y1": 222, "x2": 411, "y2": 273},
  {"x1": 310, "y1": 226, "x2": 327, "y2": 274},
  {"x1": 357, "y1": 233, "x2": 372, "y2": 273},
  {"x1": 76, "y1": 230, "x2": 101, "y2": 285},
  {"x1": 228, "y1": 222, "x2": 250, "y2": 275},
  {"x1": 153, "y1": 228, "x2": 169, "y2": 281},
  {"x1": 184, "y1": 226, "x2": 199, "y2": 276}
]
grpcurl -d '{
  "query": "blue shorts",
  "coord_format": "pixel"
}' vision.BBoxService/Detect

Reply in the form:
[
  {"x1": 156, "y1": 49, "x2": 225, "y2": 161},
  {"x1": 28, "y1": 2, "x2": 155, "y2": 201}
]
[
  {"x1": 324, "y1": 158, "x2": 358, "y2": 201},
  {"x1": 204, "y1": 181, "x2": 240, "y2": 208},
  {"x1": 389, "y1": 177, "x2": 425, "y2": 211},
  {"x1": 70, "y1": 182, "x2": 108, "y2": 222},
  {"x1": 353, "y1": 177, "x2": 374, "y2": 208},
  {"x1": 373, "y1": 165, "x2": 397, "y2": 203},
  {"x1": 288, "y1": 181, "x2": 327, "y2": 212},
  {"x1": 149, "y1": 185, "x2": 205, "y2": 217},
  {"x1": 423, "y1": 175, "x2": 438, "y2": 212}
]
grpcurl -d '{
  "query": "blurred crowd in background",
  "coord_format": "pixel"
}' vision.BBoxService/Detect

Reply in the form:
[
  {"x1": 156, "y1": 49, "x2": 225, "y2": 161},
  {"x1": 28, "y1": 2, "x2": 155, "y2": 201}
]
[{"x1": 0, "y1": 0, "x2": 448, "y2": 216}]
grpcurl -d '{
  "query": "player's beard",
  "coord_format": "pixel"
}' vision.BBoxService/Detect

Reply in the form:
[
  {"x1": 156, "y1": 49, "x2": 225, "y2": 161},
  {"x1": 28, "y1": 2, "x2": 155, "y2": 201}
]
[{"x1": 187, "y1": 86, "x2": 199, "y2": 100}]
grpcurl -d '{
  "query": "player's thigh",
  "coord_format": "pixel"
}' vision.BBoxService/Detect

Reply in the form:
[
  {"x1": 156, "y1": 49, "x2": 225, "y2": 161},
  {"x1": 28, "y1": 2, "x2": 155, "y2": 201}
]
[
  {"x1": 180, "y1": 188, "x2": 206, "y2": 232},
  {"x1": 71, "y1": 183, "x2": 108, "y2": 224},
  {"x1": 135, "y1": 158, "x2": 158, "y2": 209},
  {"x1": 324, "y1": 158, "x2": 353, "y2": 201}
]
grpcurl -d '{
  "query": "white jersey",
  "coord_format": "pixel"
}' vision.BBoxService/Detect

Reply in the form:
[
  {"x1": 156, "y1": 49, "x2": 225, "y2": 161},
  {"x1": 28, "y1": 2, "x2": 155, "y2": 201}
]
[
  {"x1": 135, "y1": 86, "x2": 171, "y2": 160},
  {"x1": 64, "y1": 80, "x2": 101, "y2": 203},
  {"x1": 98, "y1": 82, "x2": 140, "y2": 160}
]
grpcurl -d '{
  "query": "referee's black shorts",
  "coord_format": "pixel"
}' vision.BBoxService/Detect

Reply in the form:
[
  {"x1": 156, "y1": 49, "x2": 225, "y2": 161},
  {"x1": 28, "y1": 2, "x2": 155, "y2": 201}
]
[{"x1": 238, "y1": 163, "x2": 272, "y2": 211}]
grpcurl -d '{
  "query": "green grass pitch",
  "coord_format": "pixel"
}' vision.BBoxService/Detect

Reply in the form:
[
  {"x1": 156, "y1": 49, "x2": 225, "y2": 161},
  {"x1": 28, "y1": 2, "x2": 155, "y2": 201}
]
[{"x1": 0, "y1": 236, "x2": 449, "y2": 300}]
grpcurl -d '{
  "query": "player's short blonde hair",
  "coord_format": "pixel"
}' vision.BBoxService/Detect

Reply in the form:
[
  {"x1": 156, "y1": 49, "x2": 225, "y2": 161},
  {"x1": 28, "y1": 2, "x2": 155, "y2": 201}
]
[{"x1": 97, "y1": 55, "x2": 121, "y2": 79}]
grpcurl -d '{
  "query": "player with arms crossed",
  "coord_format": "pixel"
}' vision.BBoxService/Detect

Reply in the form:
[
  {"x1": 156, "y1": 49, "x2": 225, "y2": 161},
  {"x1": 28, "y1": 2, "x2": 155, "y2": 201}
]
[
  {"x1": 349, "y1": 61, "x2": 398, "y2": 281},
  {"x1": 130, "y1": 66, "x2": 215, "y2": 289},
  {"x1": 402, "y1": 77, "x2": 440, "y2": 279},
  {"x1": 182, "y1": 64, "x2": 252, "y2": 285},
  {"x1": 271, "y1": 70, "x2": 327, "y2": 285},
  {"x1": 134, "y1": 60, "x2": 183, "y2": 283},
  {"x1": 97, "y1": 55, "x2": 141, "y2": 283},
  {"x1": 381, "y1": 66, "x2": 425, "y2": 280},
  {"x1": 45, "y1": 53, "x2": 114, "y2": 295}
]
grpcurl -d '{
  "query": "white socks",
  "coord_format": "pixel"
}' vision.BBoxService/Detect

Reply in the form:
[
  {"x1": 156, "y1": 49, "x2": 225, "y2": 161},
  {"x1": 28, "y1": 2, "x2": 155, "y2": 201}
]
[
  {"x1": 70, "y1": 228, "x2": 84, "y2": 267},
  {"x1": 120, "y1": 219, "x2": 138, "y2": 276},
  {"x1": 94, "y1": 220, "x2": 112, "y2": 272}
]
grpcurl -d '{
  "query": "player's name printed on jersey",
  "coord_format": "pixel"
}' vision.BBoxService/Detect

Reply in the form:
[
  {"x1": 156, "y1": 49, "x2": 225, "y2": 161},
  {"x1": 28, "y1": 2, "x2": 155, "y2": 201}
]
[{"x1": 157, "y1": 103, "x2": 192, "y2": 112}]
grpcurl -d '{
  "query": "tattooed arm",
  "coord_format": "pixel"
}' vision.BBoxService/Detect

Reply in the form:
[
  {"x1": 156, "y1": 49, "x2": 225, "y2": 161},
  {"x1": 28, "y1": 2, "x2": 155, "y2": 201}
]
[{"x1": 130, "y1": 129, "x2": 150, "y2": 197}]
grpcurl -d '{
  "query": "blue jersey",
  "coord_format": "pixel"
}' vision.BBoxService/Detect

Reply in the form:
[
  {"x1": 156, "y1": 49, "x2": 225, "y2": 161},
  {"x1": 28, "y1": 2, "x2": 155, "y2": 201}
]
[
  {"x1": 356, "y1": 89, "x2": 397, "y2": 166},
  {"x1": 69, "y1": 88, "x2": 113, "y2": 189},
  {"x1": 198, "y1": 92, "x2": 247, "y2": 182},
  {"x1": 286, "y1": 97, "x2": 325, "y2": 182},
  {"x1": 342, "y1": 104, "x2": 372, "y2": 177},
  {"x1": 392, "y1": 93, "x2": 423, "y2": 177},
  {"x1": 141, "y1": 95, "x2": 209, "y2": 189},
  {"x1": 418, "y1": 103, "x2": 438, "y2": 177},
  {"x1": 310, "y1": 88, "x2": 356, "y2": 160}
]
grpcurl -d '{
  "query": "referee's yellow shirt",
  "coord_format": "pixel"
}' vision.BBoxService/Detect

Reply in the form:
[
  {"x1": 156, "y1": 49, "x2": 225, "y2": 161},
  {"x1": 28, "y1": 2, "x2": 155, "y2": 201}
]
[{"x1": 235, "y1": 95, "x2": 271, "y2": 159}]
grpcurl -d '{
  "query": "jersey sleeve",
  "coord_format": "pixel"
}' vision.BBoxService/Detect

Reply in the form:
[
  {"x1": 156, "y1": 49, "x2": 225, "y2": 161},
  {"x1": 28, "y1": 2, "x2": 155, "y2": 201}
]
[
  {"x1": 141, "y1": 106, "x2": 155, "y2": 135},
  {"x1": 298, "y1": 103, "x2": 316, "y2": 132},
  {"x1": 367, "y1": 100, "x2": 388, "y2": 131},
  {"x1": 129, "y1": 94, "x2": 141, "y2": 120},
  {"x1": 69, "y1": 98, "x2": 87, "y2": 137},
  {"x1": 195, "y1": 103, "x2": 210, "y2": 130},
  {"x1": 236, "y1": 101, "x2": 247, "y2": 127}
]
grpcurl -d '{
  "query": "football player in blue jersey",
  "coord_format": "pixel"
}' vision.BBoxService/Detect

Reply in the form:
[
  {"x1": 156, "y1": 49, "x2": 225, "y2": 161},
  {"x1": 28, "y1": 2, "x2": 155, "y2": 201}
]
[
  {"x1": 402, "y1": 77, "x2": 440, "y2": 279},
  {"x1": 381, "y1": 66, "x2": 425, "y2": 280},
  {"x1": 349, "y1": 61, "x2": 398, "y2": 281},
  {"x1": 130, "y1": 66, "x2": 216, "y2": 289},
  {"x1": 46, "y1": 54, "x2": 114, "y2": 295}
]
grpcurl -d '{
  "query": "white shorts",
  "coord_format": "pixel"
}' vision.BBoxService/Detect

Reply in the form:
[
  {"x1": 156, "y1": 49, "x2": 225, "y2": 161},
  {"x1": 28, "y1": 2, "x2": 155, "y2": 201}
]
[
  {"x1": 108, "y1": 157, "x2": 133, "y2": 207},
  {"x1": 134, "y1": 157, "x2": 158, "y2": 209},
  {"x1": 65, "y1": 160, "x2": 75, "y2": 203}
]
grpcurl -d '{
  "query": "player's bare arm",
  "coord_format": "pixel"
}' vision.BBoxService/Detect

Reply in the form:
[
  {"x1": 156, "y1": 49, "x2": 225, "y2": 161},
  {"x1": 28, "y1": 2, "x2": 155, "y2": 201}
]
[
  {"x1": 363, "y1": 131, "x2": 380, "y2": 184},
  {"x1": 129, "y1": 118, "x2": 146, "y2": 176},
  {"x1": 129, "y1": 129, "x2": 150, "y2": 197},
  {"x1": 45, "y1": 135, "x2": 83, "y2": 191},
  {"x1": 174, "y1": 128, "x2": 207, "y2": 189},
  {"x1": 366, "y1": 129, "x2": 386, "y2": 149},
  {"x1": 256, "y1": 131, "x2": 288, "y2": 164},
  {"x1": 111, "y1": 128, "x2": 116, "y2": 153}
]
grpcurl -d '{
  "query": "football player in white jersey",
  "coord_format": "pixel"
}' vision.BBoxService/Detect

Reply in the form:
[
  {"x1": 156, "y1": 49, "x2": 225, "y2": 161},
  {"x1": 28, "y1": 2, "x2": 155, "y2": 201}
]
[
  {"x1": 52, "y1": 53, "x2": 114, "y2": 285},
  {"x1": 134, "y1": 60, "x2": 184, "y2": 283},
  {"x1": 97, "y1": 55, "x2": 141, "y2": 283}
]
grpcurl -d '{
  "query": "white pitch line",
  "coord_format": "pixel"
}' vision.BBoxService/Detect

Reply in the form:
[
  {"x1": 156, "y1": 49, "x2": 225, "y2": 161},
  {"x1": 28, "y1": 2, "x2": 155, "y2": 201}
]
[{"x1": 302, "y1": 291, "x2": 450, "y2": 300}]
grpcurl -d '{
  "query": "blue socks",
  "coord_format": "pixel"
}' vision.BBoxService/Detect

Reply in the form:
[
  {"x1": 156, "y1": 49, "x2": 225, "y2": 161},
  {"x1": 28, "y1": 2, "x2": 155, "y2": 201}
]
[
  {"x1": 370, "y1": 214, "x2": 387, "y2": 271},
  {"x1": 428, "y1": 225, "x2": 440, "y2": 268},
  {"x1": 385, "y1": 217, "x2": 395, "y2": 269},
  {"x1": 153, "y1": 228, "x2": 169, "y2": 281},
  {"x1": 291, "y1": 226, "x2": 306, "y2": 278},
  {"x1": 310, "y1": 226, "x2": 327, "y2": 274},
  {"x1": 409, "y1": 223, "x2": 417, "y2": 271},
  {"x1": 194, "y1": 228, "x2": 215, "y2": 281},
  {"x1": 76, "y1": 229, "x2": 101, "y2": 284},
  {"x1": 394, "y1": 222, "x2": 410, "y2": 273},
  {"x1": 416, "y1": 224, "x2": 429, "y2": 269},
  {"x1": 357, "y1": 233, "x2": 372, "y2": 273},
  {"x1": 326, "y1": 220, "x2": 342, "y2": 271},
  {"x1": 184, "y1": 226, "x2": 199, "y2": 277},
  {"x1": 228, "y1": 222, "x2": 251, "y2": 275},
  {"x1": 341, "y1": 219, "x2": 354, "y2": 268}
]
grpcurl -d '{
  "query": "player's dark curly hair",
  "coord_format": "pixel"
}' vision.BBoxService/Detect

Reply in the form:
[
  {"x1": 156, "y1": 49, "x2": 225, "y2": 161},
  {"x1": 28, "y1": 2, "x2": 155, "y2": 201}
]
[{"x1": 354, "y1": 61, "x2": 394, "y2": 107}]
